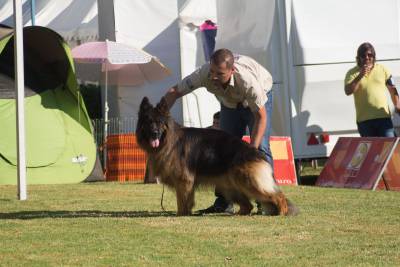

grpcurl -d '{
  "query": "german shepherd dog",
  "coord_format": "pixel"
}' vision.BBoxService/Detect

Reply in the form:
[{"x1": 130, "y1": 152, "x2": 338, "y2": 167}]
[{"x1": 136, "y1": 97, "x2": 298, "y2": 216}]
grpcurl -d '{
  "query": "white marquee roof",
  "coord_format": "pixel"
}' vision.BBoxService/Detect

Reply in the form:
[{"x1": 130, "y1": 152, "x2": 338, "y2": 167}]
[{"x1": 0, "y1": 0, "x2": 98, "y2": 46}]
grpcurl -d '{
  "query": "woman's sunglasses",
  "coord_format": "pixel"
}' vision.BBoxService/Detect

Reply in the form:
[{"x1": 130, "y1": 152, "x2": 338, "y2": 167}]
[{"x1": 359, "y1": 53, "x2": 374, "y2": 59}]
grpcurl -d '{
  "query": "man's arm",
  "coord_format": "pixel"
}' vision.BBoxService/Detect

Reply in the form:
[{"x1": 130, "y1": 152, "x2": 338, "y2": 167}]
[
  {"x1": 163, "y1": 65, "x2": 205, "y2": 109},
  {"x1": 387, "y1": 84, "x2": 400, "y2": 114},
  {"x1": 164, "y1": 85, "x2": 184, "y2": 110},
  {"x1": 250, "y1": 106, "x2": 267, "y2": 148}
]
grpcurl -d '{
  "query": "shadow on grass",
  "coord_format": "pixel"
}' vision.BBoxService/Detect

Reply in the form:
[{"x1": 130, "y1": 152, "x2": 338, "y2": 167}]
[
  {"x1": 0, "y1": 210, "x2": 233, "y2": 220},
  {"x1": 299, "y1": 175, "x2": 318, "y2": 186},
  {"x1": 0, "y1": 210, "x2": 179, "y2": 220}
]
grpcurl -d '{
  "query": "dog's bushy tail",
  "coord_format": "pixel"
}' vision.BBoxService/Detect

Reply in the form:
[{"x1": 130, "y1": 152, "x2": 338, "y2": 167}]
[{"x1": 286, "y1": 199, "x2": 300, "y2": 216}]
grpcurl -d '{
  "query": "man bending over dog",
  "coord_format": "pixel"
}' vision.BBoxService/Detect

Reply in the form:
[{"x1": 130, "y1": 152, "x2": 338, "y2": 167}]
[{"x1": 164, "y1": 48, "x2": 274, "y2": 214}]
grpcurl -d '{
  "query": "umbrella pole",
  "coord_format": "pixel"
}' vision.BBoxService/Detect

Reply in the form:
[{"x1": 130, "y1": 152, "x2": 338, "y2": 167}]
[{"x1": 103, "y1": 66, "x2": 109, "y2": 171}]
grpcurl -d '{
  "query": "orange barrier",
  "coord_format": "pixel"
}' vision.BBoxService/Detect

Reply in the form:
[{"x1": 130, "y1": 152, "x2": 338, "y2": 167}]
[
  {"x1": 242, "y1": 136, "x2": 298, "y2": 186},
  {"x1": 105, "y1": 134, "x2": 147, "y2": 182}
]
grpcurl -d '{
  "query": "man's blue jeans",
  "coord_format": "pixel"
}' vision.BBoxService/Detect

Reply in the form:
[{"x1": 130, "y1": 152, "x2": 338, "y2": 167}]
[{"x1": 213, "y1": 90, "x2": 273, "y2": 207}]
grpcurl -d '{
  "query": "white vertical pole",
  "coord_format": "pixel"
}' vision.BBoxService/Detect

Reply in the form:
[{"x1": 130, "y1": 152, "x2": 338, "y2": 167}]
[
  {"x1": 13, "y1": 0, "x2": 27, "y2": 200},
  {"x1": 103, "y1": 64, "x2": 108, "y2": 169},
  {"x1": 103, "y1": 41, "x2": 109, "y2": 170}
]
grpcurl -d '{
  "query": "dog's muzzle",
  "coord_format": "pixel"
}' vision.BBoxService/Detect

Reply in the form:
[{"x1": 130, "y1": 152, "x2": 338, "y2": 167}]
[{"x1": 150, "y1": 129, "x2": 161, "y2": 148}]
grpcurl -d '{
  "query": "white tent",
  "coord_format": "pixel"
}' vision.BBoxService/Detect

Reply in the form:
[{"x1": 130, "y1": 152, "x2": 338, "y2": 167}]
[
  {"x1": 215, "y1": 0, "x2": 400, "y2": 159},
  {"x1": 97, "y1": 0, "x2": 219, "y2": 128},
  {"x1": 98, "y1": 0, "x2": 400, "y2": 159},
  {"x1": 2, "y1": 0, "x2": 218, "y2": 127},
  {"x1": 0, "y1": 0, "x2": 98, "y2": 47},
  {"x1": 3, "y1": 0, "x2": 400, "y2": 161}
]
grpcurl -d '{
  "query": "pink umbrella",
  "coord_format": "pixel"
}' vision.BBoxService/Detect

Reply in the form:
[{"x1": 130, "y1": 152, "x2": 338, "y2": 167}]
[
  {"x1": 71, "y1": 40, "x2": 171, "y2": 143},
  {"x1": 72, "y1": 40, "x2": 171, "y2": 86}
]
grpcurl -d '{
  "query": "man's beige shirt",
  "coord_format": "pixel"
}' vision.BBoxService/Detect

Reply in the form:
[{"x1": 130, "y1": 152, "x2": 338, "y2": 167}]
[{"x1": 177, "y1": 55, "x2": 273, "y2": 112}]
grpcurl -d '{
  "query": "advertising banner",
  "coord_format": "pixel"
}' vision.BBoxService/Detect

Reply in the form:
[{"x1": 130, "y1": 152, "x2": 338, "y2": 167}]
[{"x1": 316, "y1": 137, "x2": 399, "y2": 190}]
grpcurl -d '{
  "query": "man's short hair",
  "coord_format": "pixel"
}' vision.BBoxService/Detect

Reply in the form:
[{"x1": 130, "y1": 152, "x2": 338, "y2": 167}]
[
  {"x1": 210, "y1": 49, "x2": 234, "y2": 68},
  {"x1": 213, "y1": 111, "x2": 220, "y2": 120}
]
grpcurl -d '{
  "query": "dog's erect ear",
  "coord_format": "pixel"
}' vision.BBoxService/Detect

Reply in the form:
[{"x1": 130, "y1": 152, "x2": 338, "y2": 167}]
[
  {"x1": 139, "y1": 97, "x2": 152, "y2": 111},
  {"x1": 156, "y1": 97, "x2": 169, "y2": 116},
  {"x1": 139, "y1": 97, "x2": 153, "y2": 116}
]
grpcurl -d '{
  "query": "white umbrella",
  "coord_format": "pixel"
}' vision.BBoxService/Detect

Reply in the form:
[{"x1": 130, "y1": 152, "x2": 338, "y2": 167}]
[{"x1": 71, "y1": 39, "x2": 171, "y2": 140}]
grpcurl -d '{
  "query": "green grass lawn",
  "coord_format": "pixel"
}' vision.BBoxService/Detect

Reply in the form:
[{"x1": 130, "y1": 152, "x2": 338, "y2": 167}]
[{"x1": 1, "y1": 174, "x2": 400, "y2": 266}]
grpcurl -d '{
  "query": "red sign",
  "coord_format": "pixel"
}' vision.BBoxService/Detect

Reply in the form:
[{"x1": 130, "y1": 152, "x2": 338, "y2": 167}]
[
  {"x1": 316, "y1": 137, "x2": 400, "y2": 190},
  {"x1": 243, "y1": 136, "x2": 297, "y2": 186},
  {"x1": 378, "y1": 141, "x2": 400, "y2": 190}
]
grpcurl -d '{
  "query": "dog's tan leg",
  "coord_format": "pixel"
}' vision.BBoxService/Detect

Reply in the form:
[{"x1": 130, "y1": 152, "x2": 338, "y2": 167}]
[
  {"x1": 175, "y1": 181, "x2": 195, "y2": 216},
  {"x1": 269, "y1": 192, "x2": 289, "y2": 216},
  {"x1": 221, "y1": 190, "x2": 252, "y2": 215},
  {"x1": 243, "y1": 161, "x2": 290, "y2": 216},
  {"x1": 238, "y1": 200, "x2": 253, "y2": 215},
  {"x1": 259, "y1": 201, "x2": 278, "y2": 216},
  {"x1": 230, "y1": 193, "x2": 253, "y2": 215},
  {"x1": 251, "y1": 192, "x2": 289, "y2": 216},
  {"x1": 245, "y1": 191, "x2": 291, "y2": 216}
]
